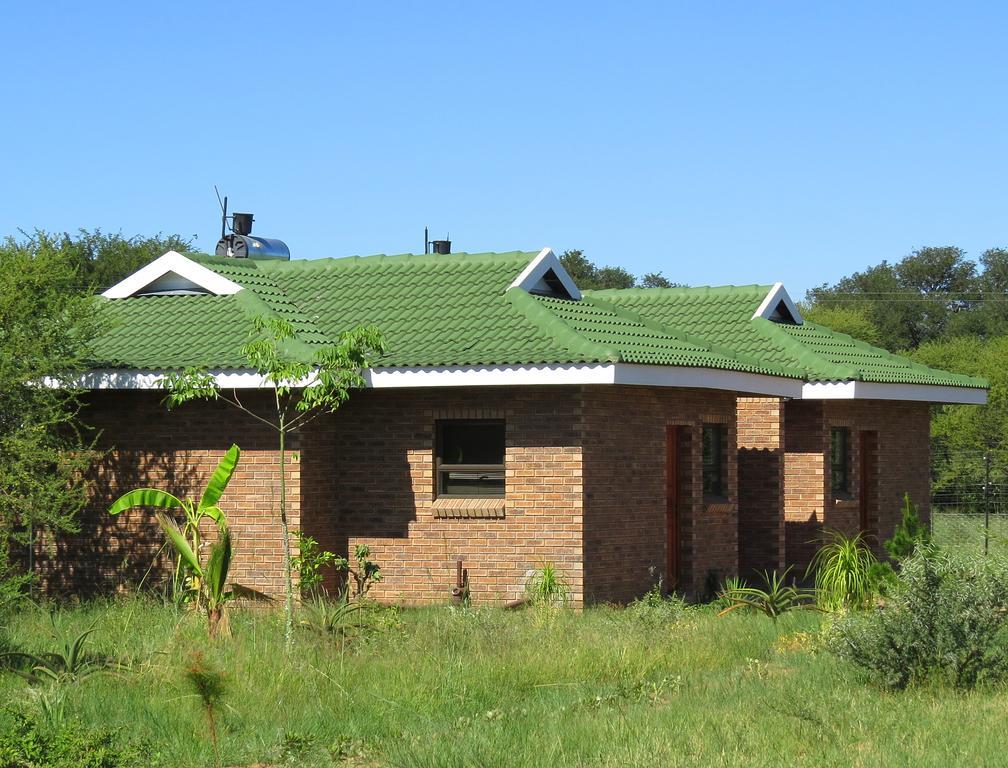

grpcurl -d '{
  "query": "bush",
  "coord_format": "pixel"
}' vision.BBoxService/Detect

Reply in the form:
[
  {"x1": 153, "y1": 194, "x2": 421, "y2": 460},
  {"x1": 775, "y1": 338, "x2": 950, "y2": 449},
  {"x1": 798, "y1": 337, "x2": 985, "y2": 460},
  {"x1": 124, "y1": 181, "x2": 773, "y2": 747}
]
[
  {"x1": 0, "y1": 709, "x2": 142, "y2": 768},
  {"x1": 828, "y1": 548, "x2": 1008, "y2": 689},
  {"x1": 626, "y1": 583, "x2": 690, "y2": 627}
]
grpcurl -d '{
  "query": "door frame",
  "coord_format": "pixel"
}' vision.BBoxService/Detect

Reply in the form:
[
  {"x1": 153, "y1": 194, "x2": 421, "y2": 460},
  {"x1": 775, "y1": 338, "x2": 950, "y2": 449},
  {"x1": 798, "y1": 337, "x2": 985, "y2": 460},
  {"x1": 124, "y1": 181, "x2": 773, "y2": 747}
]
[{"x1": 666, "y1": 425, "x2": 680, "y2": 590}]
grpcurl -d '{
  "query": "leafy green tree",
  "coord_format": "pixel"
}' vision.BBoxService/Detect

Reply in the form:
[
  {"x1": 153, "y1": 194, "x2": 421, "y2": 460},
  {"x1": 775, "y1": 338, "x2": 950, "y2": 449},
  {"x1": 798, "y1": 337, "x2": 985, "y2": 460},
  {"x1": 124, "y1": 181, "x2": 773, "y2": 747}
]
[
  {"x1": 912, "y1": 335, "x2": 1008, "y2": 494},
  {"x1": 559, "y1": 249, "x2": 681, "y2": 291},
  {"x1": 24, "y1": 228, "x2": 195, "y2": 292},
  {"x1": 801, "y1": 304, "x2": 884, "y2": 348},
  {"x1": 165, "y1": 316, "x2": 384, "y2": 650},
  {"x1": 807, "y1": 246, "x2": 979, "y2": 350},
  {"x1": 0, "y1": 232, "x2": 102, "y2": 596}
]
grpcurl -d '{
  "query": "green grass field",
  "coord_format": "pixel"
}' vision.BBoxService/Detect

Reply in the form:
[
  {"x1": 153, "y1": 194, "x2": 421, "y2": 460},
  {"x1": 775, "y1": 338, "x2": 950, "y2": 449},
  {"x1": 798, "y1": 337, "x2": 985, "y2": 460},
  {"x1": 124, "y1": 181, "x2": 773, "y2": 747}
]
[{"x1": 3, "y1": 597, "x2": 1008, "y2": 767}]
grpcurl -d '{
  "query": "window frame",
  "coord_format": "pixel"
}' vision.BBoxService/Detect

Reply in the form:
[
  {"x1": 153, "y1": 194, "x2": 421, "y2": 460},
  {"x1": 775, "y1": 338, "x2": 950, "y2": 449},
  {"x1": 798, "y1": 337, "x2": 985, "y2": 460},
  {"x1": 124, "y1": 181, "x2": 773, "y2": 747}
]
[
  {"x1": 434, "y1": 419, "x2": 506, "y2": 499},
  {"x1": 830, "y1": 427, "x2": 851, "y2": 495},
  {"x1": 702, "y1": 424, "x2": 727, "y2": 498}
]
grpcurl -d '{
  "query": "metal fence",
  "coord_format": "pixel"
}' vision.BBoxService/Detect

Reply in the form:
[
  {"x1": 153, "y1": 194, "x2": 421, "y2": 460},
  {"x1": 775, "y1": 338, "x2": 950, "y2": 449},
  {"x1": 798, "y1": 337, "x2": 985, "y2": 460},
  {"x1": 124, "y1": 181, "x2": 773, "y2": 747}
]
[{"x1": 930, "y1": 449, "x2": 1008, "y2": 556}]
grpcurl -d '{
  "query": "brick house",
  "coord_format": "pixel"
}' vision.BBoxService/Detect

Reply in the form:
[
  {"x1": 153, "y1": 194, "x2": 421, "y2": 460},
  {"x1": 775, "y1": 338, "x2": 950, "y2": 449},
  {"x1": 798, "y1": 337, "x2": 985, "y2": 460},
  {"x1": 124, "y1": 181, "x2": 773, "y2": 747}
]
[{"x1": 40, "y1": 248, "x2": 986, "y2": 604}]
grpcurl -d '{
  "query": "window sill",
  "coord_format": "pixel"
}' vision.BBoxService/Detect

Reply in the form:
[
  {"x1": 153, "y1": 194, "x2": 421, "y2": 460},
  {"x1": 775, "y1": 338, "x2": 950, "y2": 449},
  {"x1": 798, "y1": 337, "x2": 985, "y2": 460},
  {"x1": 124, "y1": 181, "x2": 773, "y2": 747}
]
[
  {"x1": 832, "y1": 496, "x2": 858, "y2": 510},
  {"x1": 703, "y1": 495, "x2": 731, "y2": 511},
  {"x1": 432, "y1": 497, "x2": 506, "y2": 519}
]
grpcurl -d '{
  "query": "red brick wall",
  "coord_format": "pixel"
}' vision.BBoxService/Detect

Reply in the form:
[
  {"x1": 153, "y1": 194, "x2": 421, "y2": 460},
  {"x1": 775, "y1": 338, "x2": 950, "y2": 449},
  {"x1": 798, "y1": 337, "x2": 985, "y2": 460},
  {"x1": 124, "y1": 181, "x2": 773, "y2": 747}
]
[
  {"x1": 300, "y1": 387, "x2": 585, "y2": 605},
  {"x1": 37, "y1": 392, "x2": 298, "y2": 597},
  {"x1": 736, "y1": 397, "x2": 785, "y2": 578},
  {"x1": 781, "y1": 398, "x2": 930, "y2": 568},
  {"x1": 43, "y1": 384, "x2": 752, "y2": 607},
  {"x1": 581, "y1": 386, "x2": 738, "y2": 602}
]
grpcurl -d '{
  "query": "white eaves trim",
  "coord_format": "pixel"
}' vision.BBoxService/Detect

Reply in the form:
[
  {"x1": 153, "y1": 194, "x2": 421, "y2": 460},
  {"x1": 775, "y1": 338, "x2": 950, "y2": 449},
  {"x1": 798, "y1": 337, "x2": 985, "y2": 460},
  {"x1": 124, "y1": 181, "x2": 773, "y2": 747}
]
[
  {"x1": 60, "y1": 363, "x2": 802, "y2": 397},
  {"x1": 54, "y1": 366, "x2": 987, "y2": 403},
  {"x1": 752, "y1": 282, "x2": 803, "y2": 324},
  {"x1": 101, "y1": 251, "x2": 244, "y2": 298},
  {"x1": 508, "y1": 247, "x2": 582, "y2": 300},
  {"x1": 802, "y1": 380, "x2": 988, "y2": 404}
]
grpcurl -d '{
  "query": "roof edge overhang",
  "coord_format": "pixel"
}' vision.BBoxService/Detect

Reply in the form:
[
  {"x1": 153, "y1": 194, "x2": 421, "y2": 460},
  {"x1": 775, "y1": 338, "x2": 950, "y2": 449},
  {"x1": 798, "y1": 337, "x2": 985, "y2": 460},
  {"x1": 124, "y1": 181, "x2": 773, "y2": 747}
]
[
  {"x1": 802, "y1": 380, "x2": 988, "y2": 404},
  {"x1": 54, "y1": 362, "x2": 801, "y2": 397},
  {"x1": 52, "y1": 366, "x2": 988, "y2": 403},
  {"x1": 101, "y1": 251, "x2": 244, "y2": 298}
]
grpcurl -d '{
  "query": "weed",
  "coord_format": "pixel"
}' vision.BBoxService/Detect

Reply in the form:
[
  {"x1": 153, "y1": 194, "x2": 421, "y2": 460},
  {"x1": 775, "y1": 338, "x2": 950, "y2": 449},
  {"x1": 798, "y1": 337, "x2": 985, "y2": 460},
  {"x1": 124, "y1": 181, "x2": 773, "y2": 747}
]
[{"x1": 184, "y1": 651, "x2": 227, "y2": 767}]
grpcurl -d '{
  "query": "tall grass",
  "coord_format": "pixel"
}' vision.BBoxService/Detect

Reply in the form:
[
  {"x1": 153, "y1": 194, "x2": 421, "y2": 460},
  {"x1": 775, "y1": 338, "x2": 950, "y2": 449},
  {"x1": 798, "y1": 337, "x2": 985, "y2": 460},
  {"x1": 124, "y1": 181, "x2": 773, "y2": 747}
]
[{"x1": 1, "y1": 597, "x2": 1007, "y2": 766}]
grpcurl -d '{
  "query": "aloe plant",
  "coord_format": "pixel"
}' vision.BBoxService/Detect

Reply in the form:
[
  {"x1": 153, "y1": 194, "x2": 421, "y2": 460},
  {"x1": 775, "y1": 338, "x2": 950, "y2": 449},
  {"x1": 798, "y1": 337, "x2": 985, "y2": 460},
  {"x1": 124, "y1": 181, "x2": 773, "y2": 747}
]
[
  {"x1": 108, "y1": 444, "x2": 240, "y2": 602},
  {"x1": 718, "y1": 567, "x2": 817, "y2": 621}
]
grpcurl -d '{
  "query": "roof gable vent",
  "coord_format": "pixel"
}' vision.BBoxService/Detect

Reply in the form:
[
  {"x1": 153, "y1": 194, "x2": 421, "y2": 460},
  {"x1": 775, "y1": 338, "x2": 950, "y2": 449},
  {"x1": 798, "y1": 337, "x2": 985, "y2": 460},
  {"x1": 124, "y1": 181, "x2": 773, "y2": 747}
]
[
  {"x1": 752, "y1": 282, "x2": 803, "y2": 325},
  {"x1": 102, "y1": 251, "x2": 244, "y2": 299},
  {"x1": 509, "y1": 248, "x2": 582, "y2": 301}
]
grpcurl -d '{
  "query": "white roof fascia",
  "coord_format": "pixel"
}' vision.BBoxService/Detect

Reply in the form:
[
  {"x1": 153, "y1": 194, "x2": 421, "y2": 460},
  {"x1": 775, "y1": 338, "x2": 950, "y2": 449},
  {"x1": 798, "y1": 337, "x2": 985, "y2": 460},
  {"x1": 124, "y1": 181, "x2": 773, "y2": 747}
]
[
  {"x1": 55, "y1": 362, "x2": 800, "y2": 397},
  {"x1": 801, "y1": 380, "x2": 987, "y2": 404},
  {"x1": 752, "y1": 282, "x2": 803, "y2": 324},
  {"x1": 101, "y1": 251, "x2": 243, "y2": 298},
  {"x1": 508, "y1": 247, "x2": 582, "y2": 300}
]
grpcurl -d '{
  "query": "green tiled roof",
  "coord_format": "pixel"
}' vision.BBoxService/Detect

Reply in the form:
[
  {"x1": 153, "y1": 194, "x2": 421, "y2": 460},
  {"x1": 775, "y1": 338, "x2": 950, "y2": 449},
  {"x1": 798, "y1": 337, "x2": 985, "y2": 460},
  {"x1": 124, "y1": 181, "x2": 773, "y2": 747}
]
[
  {"x1": 87, "y1": 251, "x2": 986, "y2": 391},
  {"x1": 589, "y1": 286, "x2": 985, "y2": 388}
]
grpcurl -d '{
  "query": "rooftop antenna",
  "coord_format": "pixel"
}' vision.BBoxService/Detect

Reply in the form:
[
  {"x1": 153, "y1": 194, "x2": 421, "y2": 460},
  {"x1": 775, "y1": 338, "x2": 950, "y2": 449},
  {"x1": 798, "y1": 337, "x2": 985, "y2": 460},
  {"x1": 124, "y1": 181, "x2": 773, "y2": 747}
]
[
  {"x1": 214, "y1": 185, "x2": 231, "y2": 241},
  {"x1": 424, "y1": 225, "x2": 429, "y2": 254}
]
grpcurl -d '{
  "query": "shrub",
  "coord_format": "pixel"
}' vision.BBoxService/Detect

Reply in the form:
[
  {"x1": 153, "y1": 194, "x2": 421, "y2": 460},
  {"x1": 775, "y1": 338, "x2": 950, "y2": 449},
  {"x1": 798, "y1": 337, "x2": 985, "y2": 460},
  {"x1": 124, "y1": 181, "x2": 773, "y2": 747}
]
[
  {"x1": 626, "y1": 582, "x2": 690, "y2": 627},
  {"x1": 809, "y1": 531, "x2": 878, "y2": 611},
  {"x1": 885, "y1": 493, "x2": 930, "y2": 561},
  {"x1": 828, "y1": 548, "x2": 1008, "y2": 689},
  {"x1": 0, "y1": 709, "x2": 141, "y2": 768},
  {"x1": 291, "y1": 532, "x2": 338, "y2": 598}
]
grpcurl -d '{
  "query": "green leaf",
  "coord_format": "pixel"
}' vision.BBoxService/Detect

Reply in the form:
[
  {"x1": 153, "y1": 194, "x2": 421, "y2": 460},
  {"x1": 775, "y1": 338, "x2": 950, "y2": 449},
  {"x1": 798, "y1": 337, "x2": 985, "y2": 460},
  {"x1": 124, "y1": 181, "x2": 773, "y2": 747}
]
[
  {"x1": 204, "y1": 530, "x2": 233, "y2": 604},
  {"x1": 108, "y1": 488, "x2": 185, "y2": 515},
  {"x1": 157, "y1": 513, "x2": 202, "y2": 575},
  {"x1": 200, "y1": 444, "x2": 240, "y2": 510}
]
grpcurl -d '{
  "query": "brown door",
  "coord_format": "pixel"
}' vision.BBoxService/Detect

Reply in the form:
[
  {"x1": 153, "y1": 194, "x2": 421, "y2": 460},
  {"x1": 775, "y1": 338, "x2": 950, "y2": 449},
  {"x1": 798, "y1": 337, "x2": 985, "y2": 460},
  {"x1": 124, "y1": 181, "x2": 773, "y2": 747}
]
[
  {"x1": 666, "y1": 425, "x2": 680, "y2": 590},
  {"x1": 859, "y1": 431, "x2": 878, "y2": 538}
]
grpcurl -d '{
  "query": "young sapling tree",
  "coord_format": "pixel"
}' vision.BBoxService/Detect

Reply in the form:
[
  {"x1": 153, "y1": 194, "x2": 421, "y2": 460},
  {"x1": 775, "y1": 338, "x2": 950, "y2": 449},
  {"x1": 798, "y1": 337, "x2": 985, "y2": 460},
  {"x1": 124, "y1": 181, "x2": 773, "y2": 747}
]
[{"x1": 164, "y1": 316, "x2": 384, "y2": 650}]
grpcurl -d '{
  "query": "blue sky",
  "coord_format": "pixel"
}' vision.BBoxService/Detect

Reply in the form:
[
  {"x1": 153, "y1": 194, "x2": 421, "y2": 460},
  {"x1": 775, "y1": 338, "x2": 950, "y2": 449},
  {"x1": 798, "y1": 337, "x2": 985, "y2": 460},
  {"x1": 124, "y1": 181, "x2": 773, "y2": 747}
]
[{"x1": 2, "y1": 2, "x2": 1005, "y2": 298}]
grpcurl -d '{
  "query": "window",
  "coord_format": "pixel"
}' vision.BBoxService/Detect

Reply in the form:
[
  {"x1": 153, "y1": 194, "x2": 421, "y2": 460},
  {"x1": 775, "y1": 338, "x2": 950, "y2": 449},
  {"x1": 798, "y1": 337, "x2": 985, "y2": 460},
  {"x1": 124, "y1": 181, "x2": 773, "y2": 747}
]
[
  {"x1": 702, "y1": 425, "x2": 726, "y2": 497},
  {"x1": 436, "y1": 420, "x2": 505, "y2": 498},
  {"x1": 831, "y1": 427, "x2": 850, "y2": 495}
]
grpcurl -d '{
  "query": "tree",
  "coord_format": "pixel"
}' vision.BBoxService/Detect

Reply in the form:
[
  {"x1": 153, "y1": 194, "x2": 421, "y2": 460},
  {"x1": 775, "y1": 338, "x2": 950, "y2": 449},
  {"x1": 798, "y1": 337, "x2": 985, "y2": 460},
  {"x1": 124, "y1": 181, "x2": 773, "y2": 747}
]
[
  {"x1": 165, "y1": 316, "x2": 384, "y2": 650},
  {"x1": 800, "y1": 304, "x2": 884, "y2": 348},
  {"x1": 806, "y1": 246, "x2": 980, "y2": 350},
  {"x1": 25, "y1": 228, "x2": 196, "y2": 292},
  {"x1": 911, "y1": 335, "x2": 1008, "y2": 496},
  {"x1": 559, "y1": 249, "x2": 681, "y2": 291},
  {"x1": 0, "y1": 232, "x2": 103, "y2": 596}
]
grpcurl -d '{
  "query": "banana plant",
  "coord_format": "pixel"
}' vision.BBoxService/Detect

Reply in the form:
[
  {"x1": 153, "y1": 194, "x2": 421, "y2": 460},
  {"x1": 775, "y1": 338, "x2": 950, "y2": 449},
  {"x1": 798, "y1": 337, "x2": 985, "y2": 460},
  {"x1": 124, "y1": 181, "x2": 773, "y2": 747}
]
[
  {"x1": 108, "y1": 444, "x2": 240, "y2": 602},
  {"x1": 158, "y1": 513, "x2": 239, "y2": 638}
]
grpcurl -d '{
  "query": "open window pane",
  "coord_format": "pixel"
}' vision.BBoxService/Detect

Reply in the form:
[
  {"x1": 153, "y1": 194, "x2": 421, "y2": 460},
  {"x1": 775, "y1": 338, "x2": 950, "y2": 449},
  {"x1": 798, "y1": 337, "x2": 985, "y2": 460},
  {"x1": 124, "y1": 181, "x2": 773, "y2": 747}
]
[{"x1": 437, "y1": 420, "x2": 505, "y2": 498}]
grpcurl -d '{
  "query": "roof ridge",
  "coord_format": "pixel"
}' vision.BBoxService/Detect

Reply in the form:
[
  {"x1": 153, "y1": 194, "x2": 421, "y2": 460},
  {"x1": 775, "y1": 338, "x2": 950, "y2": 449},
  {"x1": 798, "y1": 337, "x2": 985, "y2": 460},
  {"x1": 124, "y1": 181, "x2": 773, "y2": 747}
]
[
  {"x1": 505, "y1": 289, "x2": 621, "y2": 363},
  {"x1": 586, "y1": 284, "x2": 773, "y2": 298},
  {"x1": 583, "y1": 294, "x2": 796, "y2": 378},
  {"x1": 752, "y1": 318, "x2": 859, "y2": 381}
]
